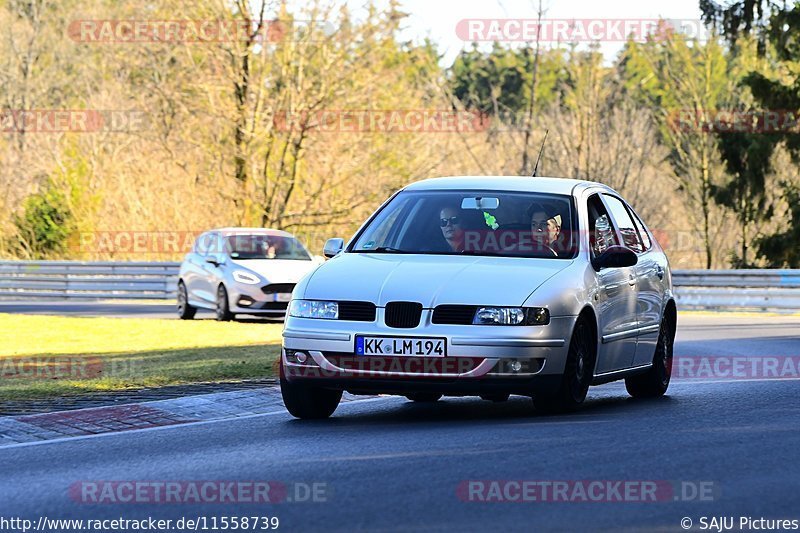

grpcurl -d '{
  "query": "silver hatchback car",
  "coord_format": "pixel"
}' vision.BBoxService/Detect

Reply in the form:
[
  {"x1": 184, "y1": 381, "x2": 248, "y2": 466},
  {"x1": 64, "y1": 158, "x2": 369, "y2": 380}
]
[
  {"x1": 177, "y1": 228, "x2": 320, "y2": 321},
  {"x1": 281, "y1": 177, "x2": 676, "y2": 418}
]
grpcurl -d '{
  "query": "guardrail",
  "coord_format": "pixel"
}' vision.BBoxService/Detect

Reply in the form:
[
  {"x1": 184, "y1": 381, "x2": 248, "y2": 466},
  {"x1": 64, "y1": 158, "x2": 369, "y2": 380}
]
[
  {"x1": 672, "y1": 269, "x2": 800, "y2": 310},
  {"x1": 0, "y1": 261, "x2": 799, "y2": 310},
  {"x1": 0, "y1": 261, "x2": 180, "y2": 300}
]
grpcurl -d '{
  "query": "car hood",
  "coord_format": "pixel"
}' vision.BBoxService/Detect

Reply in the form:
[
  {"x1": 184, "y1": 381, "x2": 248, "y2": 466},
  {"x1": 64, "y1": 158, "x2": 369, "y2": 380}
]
[
  {"x1": 302, "y1": 253, "x2": 573, "y2": 307},
  {"x1": 231, "y1": 259, "x2": 319, "y2": 283}
]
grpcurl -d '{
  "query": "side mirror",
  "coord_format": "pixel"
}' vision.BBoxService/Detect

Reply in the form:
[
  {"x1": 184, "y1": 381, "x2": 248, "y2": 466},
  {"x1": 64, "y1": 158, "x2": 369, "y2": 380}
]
[
  {"x1": 323, "y1": 238, "x2": 344, "y2": 259},
  {"x1": 591, "y1": 245, "x2": 638, "y2": 271}
]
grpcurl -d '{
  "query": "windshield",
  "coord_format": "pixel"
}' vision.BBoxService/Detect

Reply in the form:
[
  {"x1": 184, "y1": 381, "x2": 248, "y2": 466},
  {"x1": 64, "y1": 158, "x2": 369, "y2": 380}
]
[
  {"x1": 225, "y1": 234, "x2": 311, "y2": 260},
  {"x1": 351, "y1": 190, "x2": 577, "y2": 259}
]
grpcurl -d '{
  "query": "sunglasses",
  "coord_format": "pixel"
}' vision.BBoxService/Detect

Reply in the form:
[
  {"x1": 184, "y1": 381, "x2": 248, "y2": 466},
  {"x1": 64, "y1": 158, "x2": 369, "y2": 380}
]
[{"x1": 440, "y1": 216, "x2": 461, "y2": 227}]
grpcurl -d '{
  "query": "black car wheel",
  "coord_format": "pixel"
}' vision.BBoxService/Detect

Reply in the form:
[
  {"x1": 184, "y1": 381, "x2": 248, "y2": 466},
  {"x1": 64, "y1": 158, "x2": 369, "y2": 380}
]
[
  {"x1": 215, "y1": 285, "x2": 234, "y2": 322},
  {"x1": 281, "y1": 361, "x2": 342, "y2": 419},
  {"x1": 625, "y1": 314, "x2": 675, "y2": 398},
  {"x1": 177, "y1": 281, "x2": 197, "y2": 320},
  {"x1": 533, "y1": 316, "x2": 595, "y2": 413}
]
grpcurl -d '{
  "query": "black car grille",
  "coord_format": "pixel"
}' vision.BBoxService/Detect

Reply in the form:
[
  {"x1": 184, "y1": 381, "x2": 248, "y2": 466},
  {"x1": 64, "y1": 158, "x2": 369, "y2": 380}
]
[
  {"x1": 338, "y1": 301, "x2": 377, "y2": 322},
  {"x1": 432, "y1": 305, "x2": 477, "y2": 325},
  {"x1": 384, "y1": 301, "x2": 423, "y2": 328},
  {"x1": 261, "y1": 283, "x2": 296, "y2": 295}
]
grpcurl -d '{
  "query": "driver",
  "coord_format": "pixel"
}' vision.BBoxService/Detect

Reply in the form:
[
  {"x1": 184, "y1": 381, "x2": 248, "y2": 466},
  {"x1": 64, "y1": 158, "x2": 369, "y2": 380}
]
[{"x1": 439, "y1": 206, "x2": 465, "y2": 252}]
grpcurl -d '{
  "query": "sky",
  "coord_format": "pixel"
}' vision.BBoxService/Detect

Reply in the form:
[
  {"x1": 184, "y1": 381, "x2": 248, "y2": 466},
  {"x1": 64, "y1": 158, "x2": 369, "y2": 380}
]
[{"x1": 346, "y1": 0, "x2": 705, "y2": 64}]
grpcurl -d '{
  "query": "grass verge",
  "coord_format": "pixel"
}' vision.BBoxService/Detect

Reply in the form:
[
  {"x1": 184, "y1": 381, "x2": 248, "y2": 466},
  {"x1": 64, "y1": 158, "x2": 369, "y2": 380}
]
[{"x1": 0, "y1": 314, "x2": 282, "y2": 399}]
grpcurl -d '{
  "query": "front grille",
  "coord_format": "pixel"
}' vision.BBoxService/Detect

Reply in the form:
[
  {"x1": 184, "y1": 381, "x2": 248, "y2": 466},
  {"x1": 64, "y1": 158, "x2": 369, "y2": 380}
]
[
  {"x1": 261, "y1": 283, "x2": 295, "y2": 295},
  {"x1": 384, "y1": 301, "x2": 423, "y2": 328},
  {"x1": 338, "y1": 301, "x2": 376, "y2": 322},
  {"x1": 432, "y1": 305, "x2": 477, "y2": 325}
]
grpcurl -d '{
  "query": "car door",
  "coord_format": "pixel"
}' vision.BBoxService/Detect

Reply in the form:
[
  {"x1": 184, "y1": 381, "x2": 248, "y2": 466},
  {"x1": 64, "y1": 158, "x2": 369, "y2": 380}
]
[
  {"x1": 183, "y1": 233, "x2": 210, "y2": 305},
  {"x1": 627, "y1": 205, "x2": 666, "y2": 366},
  {"x1": 601, "y1": 194, "x2": 663, "y2": 369},
  {"x1": 589, "y1": 194, "x2": 638, "y2": 373},
  {"x1": 191, "y1": 232, "x2": 219, "y2": 305},
  {"x1": 198, "y1": 232, "x2": 226, "y2": 303}
]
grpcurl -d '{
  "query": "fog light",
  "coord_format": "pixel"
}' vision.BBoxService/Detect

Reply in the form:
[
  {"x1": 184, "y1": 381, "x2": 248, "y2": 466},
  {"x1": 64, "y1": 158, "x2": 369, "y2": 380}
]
[
  {"x1": 296, "y1": 352, "x2": 308, "y2": 364},
  {"x1": 238, "y1": 296, "x2": 255, "y2": 307},
  {"x1": 509, "y1": 360, "x2": 522, "y2": 373}
]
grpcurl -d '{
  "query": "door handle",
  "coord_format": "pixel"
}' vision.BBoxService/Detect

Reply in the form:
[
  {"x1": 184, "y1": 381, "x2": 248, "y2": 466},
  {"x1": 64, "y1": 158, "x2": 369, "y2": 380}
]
[
  {"x1": 655, "y1": 265, "x2": 664, "y2": 280},
  {"x1": 628, "y1": 274, "x2": 636, "y2": 287}
]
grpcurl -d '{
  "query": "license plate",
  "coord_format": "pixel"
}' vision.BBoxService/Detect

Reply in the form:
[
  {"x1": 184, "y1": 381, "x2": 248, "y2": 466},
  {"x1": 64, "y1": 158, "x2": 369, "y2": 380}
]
[
  {"x1": 355, "y1": 336, "x2": 446, "y2": 357},
  {"x1": 273, "y1": 293, "x2": 292, "y2": 302}
]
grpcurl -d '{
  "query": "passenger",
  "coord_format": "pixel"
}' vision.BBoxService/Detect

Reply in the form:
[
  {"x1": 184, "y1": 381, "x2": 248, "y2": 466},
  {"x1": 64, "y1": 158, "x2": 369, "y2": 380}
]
[{"x1": 527, "y1": 203, "x2": 561, "y2": 255}]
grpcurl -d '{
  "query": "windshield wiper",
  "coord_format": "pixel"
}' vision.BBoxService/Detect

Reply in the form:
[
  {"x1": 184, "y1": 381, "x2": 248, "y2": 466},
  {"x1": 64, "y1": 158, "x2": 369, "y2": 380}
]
[
  {"x1": 458, "y1": 250, "x2": 507, "y2": 257},
  {"x1": 352, "y1": 246, "x2": 409, "y2": 254},
  {"x1": 365, "y1": 246, "x2": 409, "y2": 254}
]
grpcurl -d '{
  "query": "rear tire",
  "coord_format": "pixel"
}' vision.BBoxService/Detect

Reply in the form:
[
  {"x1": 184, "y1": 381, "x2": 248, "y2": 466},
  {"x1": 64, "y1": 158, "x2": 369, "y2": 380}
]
[
  {"x1": 177, "y1": 281, "x2": 197, "y2": 320},
  {"x1": 280, "y1": 365, "x2": 342, "y2": 419},
  {"x1": 405, "y1": 393, "x2": 442, "y2": 402},
  {"x1": 625, "y1": 314, "x2": 674, "y2": 398},
  {"x1": 215, "y1": 285, "x2": 234, "y2": 322},
  {"x1": 533, "y1": 316, "x2": 595, "y2": 413}
]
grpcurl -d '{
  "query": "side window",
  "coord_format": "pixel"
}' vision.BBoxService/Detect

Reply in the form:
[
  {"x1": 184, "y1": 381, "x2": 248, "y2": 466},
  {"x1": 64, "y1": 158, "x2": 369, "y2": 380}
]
[
  {"x1": 628, "y1": 208, "x2": 652, "y2": 251},
  {"x1": 210, "y1": 233, "x2": 225, "y2": 257},
  {"x1": 587, "y1": 194, "x2": 618, "y2": 257},
  {"x1": 194, "y1": 233, "x2": 209, "y2": 255},
  {"x1": 194, "y1": 232, "x2": 216, "y2": 256},
  {"x1": 603, "y1": 195, "x2": 644, "y2": 254}
]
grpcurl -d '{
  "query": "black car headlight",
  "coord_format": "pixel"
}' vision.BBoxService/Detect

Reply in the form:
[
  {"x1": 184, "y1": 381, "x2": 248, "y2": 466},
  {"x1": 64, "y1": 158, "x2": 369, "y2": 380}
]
[{"x1": 473, "y1": 307, "x2": 550, "y2": 326}]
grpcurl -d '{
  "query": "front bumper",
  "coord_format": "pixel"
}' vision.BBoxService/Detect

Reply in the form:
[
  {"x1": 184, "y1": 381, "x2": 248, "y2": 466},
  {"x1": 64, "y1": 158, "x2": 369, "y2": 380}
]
[
  {"x1": 229, "y1": 283, "x2": 292, "y2": 315},
  {"x1": 281, "y1": 312, "x2": 576, "y2": 393}
]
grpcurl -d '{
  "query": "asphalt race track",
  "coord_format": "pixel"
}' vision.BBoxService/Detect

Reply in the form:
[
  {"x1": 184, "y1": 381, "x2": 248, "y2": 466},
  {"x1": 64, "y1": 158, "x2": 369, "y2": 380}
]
[{"x1": 0, "y1": 313, "x2": 798, "y2": 532}]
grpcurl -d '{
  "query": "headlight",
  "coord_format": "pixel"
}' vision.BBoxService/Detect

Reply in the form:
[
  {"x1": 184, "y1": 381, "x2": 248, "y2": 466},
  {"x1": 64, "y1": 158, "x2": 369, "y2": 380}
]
[
  {"x1": 289, "y1": 300, "x2": 339, "y2": 320},
  {"x1": 473, "y1": 307, "x2": 550, "y2": 326},
  {"x1": 232, "y1": 270, "x2": 261, "y2": 285}
]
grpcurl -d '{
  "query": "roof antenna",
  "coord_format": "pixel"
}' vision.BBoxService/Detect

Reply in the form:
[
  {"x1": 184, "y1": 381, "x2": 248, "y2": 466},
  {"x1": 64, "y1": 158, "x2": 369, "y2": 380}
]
[{"x1": 532, "y1": 129, "x2": 549, "y2": 177}]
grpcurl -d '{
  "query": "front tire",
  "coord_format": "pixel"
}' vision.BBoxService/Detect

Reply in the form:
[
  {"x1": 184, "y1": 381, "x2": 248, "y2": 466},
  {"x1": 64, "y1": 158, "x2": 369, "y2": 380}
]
[
  {"x1": 533, "y1": 316, "x2": 595, "y2": 413},
  {"x1": 215, "y1": 285, "x2": 234, "y2": 322},
  {"x1": 625, "y1": 315, "x2": 674, "y2": 398},
  {"x1": 177, "y1": 281, "x2": 197, "y2": 320},
  {"x1": 281, "y1": 365, "x2": 342, "y2": 419}
]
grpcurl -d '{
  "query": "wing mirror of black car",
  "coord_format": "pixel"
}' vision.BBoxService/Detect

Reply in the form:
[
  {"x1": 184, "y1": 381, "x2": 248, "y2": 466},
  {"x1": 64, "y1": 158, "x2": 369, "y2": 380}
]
[
  {"x1": 591, "y1": 245, "x2": 638, "y2": 271},
  {"x1": 323, "y1": 238, "x2": 344, "y2": 259}
]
